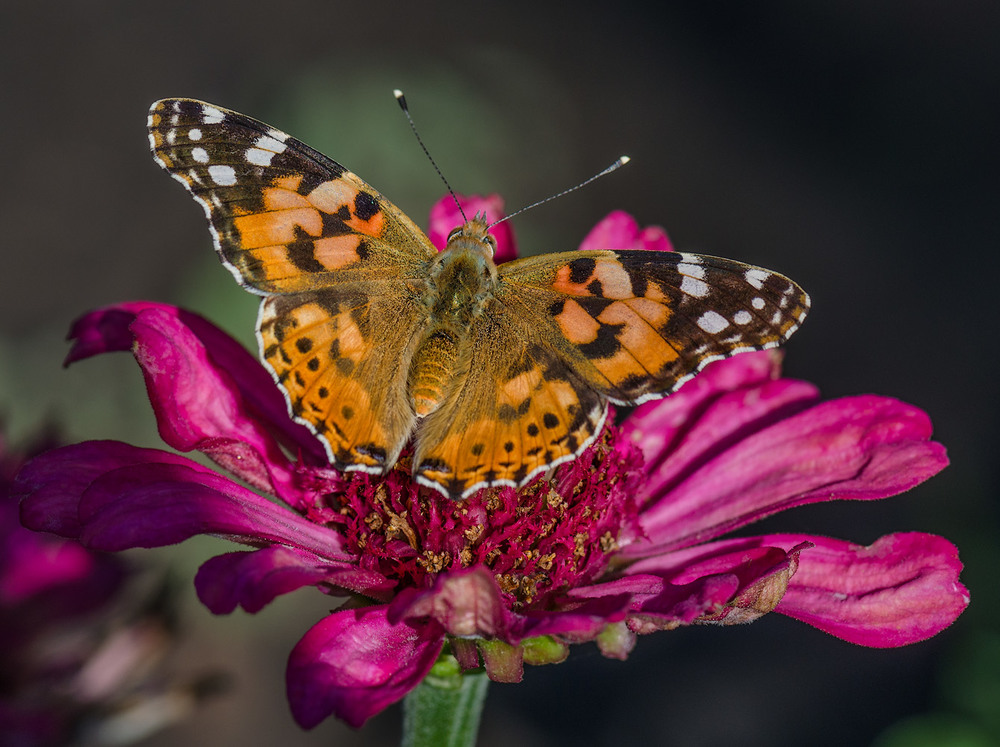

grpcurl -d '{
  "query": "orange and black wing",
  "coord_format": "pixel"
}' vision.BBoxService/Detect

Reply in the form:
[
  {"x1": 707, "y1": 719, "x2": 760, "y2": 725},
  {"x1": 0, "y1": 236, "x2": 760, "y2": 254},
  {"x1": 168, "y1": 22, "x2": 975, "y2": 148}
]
[
  {"x1": 497, "y1": 249, "x2": 810, "y2": 403},
  {"x1": 411, "y1": 248, "x2": 808, "y2": 500},
  {"x1": 148, "y1": 98, "x2": 437, "y2": 293},
  {"x1": 148, "y1": 98, "x2": 438, "y2": 473}
]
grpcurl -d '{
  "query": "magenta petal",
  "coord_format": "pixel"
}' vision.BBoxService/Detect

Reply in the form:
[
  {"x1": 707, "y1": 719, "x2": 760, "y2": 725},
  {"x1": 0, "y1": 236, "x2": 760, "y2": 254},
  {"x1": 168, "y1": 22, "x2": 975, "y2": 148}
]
[
  {"x1": 770, "y1": 533, "x2": 969, "y2": 647},
  {"x1": 628, "y1": 394, "x2": 948, "y2": 554},
  {"x1": 577, "y1": 210, "x2": 673, "y2": 253},
  {"x1": 73, "y1": 459, "x2": 348, "y2": 559},
  {"x1": 127, "y1": 307, "x2": 308, "y2": 497},
  {"x1": 427, "y1": 194, "x2": 517, "y2": 263},
  {"x1": 65, "y1": 302, "x2": 169, "y2": 363},
  {"x1": 16, "y1": 441, "x2": 196, "y2": 538},
  {"x1": 196, "y1": 547, "x2": 394, "y2": 614},
  {"x1": 388, "y1": 566, "x2": 512, "y2": 638},
  {"x1": 629, "y1": 376, "x2": 820, "y2": 512},
  {"x1": 572, "y1": 572, "x2": 741, "y2": 633},
  {"x1": 286, "y1": 605, "x2": 444, "y2": 729},
  {"x1": 68, "y1": 303, "x2": 325, "y2": 470},
  {"x1": 623, "y1": 350, "x2": 792, "y2": 468}
]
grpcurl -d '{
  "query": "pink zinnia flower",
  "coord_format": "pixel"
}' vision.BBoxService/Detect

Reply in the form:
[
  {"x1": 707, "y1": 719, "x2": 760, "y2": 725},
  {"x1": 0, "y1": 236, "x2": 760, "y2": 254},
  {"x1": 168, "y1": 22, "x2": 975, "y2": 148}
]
[{"x1": 14, "y1": 196, "x2": 968, "y2": 729}]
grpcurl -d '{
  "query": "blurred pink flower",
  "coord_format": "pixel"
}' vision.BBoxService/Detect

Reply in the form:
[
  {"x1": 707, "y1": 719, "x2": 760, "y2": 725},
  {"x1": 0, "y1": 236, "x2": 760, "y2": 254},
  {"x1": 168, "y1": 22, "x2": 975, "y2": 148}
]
[
  {"x1": 15, "y1": 197, "x2": 968, "y2": 729},
  {"x1": 2, "y1": 434, "x2": 225, "y2": 746}
]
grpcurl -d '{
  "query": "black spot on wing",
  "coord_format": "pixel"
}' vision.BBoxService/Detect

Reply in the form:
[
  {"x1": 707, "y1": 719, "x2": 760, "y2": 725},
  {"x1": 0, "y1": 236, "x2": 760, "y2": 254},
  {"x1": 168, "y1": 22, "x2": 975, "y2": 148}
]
[
  {"x1": 354, "y1": 191, "x2": 380, "y2": 221},
  {"x1": 576, "y1": 322, "x2": 623, "y2": 359},
  {"x1": 286, "y1": 239, "x2": 327, "y2": 273},
  {"x1": 568, "y1": 257, "x2": 597, "y2": 285}
]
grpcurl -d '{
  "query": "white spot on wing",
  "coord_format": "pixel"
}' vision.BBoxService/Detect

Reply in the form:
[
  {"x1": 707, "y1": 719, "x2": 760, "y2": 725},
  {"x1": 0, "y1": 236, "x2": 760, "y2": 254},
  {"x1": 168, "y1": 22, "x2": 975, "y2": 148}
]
[
  {"x1": 188, "y1": 128, "x2": 202, "y2": 141},
  {"x1": 191, "y1": 147, "x2": 209, "y2": 163},
  {"x1": 745, "y1": 268, "x2": 770, "y2": 290},
  {"x1": 208, "y1": 164, "x2": 236, "y2": 185},
  {"x1": 677, "y1": 262, "x2": 705, "y2": 279},
  {"x1": 201, "y1": 105, "x2": 225, "y2": 124},
  {"x1": 733, "y1": 310, "x2": 753, "y2": 325},
  {"x1": 255, "y1": 134, "x2": 288, "y2": 153},
  {"x1": 681, "y1": 276, "x2": 710, "y2": 297},
  {"x1": 752, "y1": 297, "x2": 766, "y2": 310},
  {"x1": 697, "y1": 310, "x2": 730, "y2": 334},
  {"x1": 246, "y1": 147, "x2": 275, "y2": 167}
]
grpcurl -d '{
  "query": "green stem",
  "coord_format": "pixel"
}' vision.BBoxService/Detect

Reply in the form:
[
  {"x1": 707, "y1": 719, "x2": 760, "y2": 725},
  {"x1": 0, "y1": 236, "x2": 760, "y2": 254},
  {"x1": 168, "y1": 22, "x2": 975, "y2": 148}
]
[{"x1": 401, "y1": 653, "x2": 489, "y2": 747}]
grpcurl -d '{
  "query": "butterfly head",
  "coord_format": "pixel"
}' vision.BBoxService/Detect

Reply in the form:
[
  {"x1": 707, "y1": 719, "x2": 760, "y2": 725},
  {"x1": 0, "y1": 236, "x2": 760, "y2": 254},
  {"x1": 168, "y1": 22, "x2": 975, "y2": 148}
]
[{"x1": 444, "y1": 213, "x2": 498, "y2": 260}]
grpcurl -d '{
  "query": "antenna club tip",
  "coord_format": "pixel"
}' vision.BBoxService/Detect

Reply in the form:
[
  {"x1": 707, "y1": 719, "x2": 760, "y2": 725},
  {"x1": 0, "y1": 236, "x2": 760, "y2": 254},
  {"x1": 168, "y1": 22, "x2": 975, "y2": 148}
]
[
  {"x1": 619, "y1": 155, "x2": 631, "y2": 165},
  {"x1": 393, "y1": 89, "x2": 404, "y2": 99}
]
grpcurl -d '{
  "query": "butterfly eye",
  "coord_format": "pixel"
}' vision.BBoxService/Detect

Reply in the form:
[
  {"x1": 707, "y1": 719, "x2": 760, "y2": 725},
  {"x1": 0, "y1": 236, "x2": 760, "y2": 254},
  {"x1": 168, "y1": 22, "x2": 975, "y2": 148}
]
[
  {"x1": 447, "y1": 227, "x2": 463, "y2": 243},
  {"x1": 484, "y1": 233, "x2": 497, "y2": 256}
]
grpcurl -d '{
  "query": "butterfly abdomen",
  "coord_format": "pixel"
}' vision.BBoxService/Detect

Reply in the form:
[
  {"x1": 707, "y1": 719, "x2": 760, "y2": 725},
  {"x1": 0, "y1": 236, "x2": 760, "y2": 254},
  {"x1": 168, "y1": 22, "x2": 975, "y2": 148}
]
[{"x1": 409, "y1": 331, "x2": 460, "y2": 417}]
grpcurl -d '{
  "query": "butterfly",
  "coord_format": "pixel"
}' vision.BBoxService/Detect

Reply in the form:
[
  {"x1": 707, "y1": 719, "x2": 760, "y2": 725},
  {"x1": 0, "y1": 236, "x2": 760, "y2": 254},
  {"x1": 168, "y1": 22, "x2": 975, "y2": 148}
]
[{"x1": 147, "y1": 97, "x2": 809, "y2": 501}]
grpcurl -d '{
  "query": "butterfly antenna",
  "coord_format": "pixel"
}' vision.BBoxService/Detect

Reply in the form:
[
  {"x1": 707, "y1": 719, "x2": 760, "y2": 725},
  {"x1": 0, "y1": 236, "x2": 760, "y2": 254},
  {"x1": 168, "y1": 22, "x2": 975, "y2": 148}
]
[
  {"x1": 488, "y1": 156, "x2": 631, "y2": 229},
  {"x1": 394, "y1": 89, "x2": 467, "y2": 222}
]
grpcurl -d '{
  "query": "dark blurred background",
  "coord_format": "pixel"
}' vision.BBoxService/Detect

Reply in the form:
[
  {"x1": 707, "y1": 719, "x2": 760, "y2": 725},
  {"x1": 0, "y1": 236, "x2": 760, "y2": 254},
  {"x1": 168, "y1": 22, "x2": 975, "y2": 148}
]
[{"x1": 2, "y1": 2, "x2": 998, "y2": 745}]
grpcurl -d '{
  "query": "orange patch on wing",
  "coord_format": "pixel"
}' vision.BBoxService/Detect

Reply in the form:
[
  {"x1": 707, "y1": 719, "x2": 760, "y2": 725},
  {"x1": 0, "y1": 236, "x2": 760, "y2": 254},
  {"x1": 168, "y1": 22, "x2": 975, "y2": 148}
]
[
  {"x1": 499, "y1": 365, "x2": 543, "y2": 405},
  {"x1": 313, "y1": 234, "x2": 364, "y2": 270},
  {"x1": 272, "y1": 175, "x2": 304, "y2": 192},
  {"x1": 263, "y1": 184, "x2": 311, "y2": 211},
  {"x1": 554, "y1": 299, "x2": 601, "y2": 344},
  {"x1": 332, "y1": 308, "x2": 371, "y2": 363},
  {"x1": 284, "y1": 302, "x2": 331, "y2": 332},
  {"x1": 592, "y1": 347, "x2": 650, "y2": 384},
  {"x1": 233, "y1": 208, "x2": 321, "y2": 248},
  {"x1": 552, "y1": 264, "x2": 590, "y2": 296},
  {"x1": 625, "y1": 297, "x2": 672, "y2": 329},
  {"x1": 307, "y1": 179, "x2": 357, "y2": 214},
  {"x1": 592, "y1": 261, "x2": 634, "y2": 299},
  {"x1": 346, "y1": 206, "x2": 385, "y2": 237},
  {"x1": 244, "y1": 245, "x2": 305, "y2": 285},
  {"x1": 598, "y1": 302, "x2": 679, "y2": 365}
]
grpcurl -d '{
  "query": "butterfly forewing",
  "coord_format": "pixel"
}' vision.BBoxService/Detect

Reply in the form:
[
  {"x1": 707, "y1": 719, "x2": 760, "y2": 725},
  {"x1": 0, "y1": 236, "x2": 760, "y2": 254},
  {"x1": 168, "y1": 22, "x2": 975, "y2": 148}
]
[
  {"x1": 147, "y1": 98, "x2": 436, "y2": 295},
  {"x1": 498, "y1": 249, "x2": 810, "y2": 404}
]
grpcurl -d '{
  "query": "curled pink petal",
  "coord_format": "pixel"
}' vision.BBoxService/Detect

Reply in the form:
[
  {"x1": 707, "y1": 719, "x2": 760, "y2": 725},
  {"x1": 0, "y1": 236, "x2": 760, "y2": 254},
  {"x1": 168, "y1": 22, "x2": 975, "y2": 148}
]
[
  {"x1": 16, "y1": 441, "x2": 196, "y2": 538},
  {"x1": 388, "y1": 566, "x2": 512, "y2": 638},
  {"x1": 68, "y1": 303, "x2": 326, "y2": 472},
  {"x1": 286, "y1": 605, "x2": 443, "y2": 729},
  {"x1": 427, "y1": 193, "x2": 517, "y2": 262},
  {"x1": 128, "y1": 307, "x2": 305, "y2": 499},
  {"x1": 578, "y1": 210, "x2": 673, "y2": 253},
  {"x1": 73, "y1": 460, "x2": 348, "y2": 559},
  {"x1": 196, "y1": 547, "x2": 395, "y2": 614},
  {"x1": 771, "y1": 533, "x2": 969, "y2": 647}
]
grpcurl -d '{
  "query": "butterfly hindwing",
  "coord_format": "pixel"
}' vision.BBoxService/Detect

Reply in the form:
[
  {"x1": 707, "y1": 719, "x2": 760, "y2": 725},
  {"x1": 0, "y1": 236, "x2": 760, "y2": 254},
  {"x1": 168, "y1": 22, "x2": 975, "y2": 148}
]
[
  {"x1": 259, "y1": 284, "x2": 428, "y2": 473},
  {"x1": 413, "y1": 296, "x2": 608, "y2": 499},
  {"x1": 147, "y1": 98, "x2": 437, "y2": 295}
]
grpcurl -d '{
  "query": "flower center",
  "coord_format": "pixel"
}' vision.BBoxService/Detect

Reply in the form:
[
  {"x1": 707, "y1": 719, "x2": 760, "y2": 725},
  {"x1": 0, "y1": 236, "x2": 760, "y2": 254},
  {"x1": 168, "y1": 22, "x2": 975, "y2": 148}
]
[{"x1": 312, "y1": 422, "x2": 643, "y2": 609}]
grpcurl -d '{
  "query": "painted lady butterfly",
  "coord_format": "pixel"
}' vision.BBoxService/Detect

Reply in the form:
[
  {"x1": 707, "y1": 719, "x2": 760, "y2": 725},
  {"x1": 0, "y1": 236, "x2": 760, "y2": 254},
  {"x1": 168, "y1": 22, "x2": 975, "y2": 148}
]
[{"x1": 147, "y1": 98, "x2": 809, "y2": 500}]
